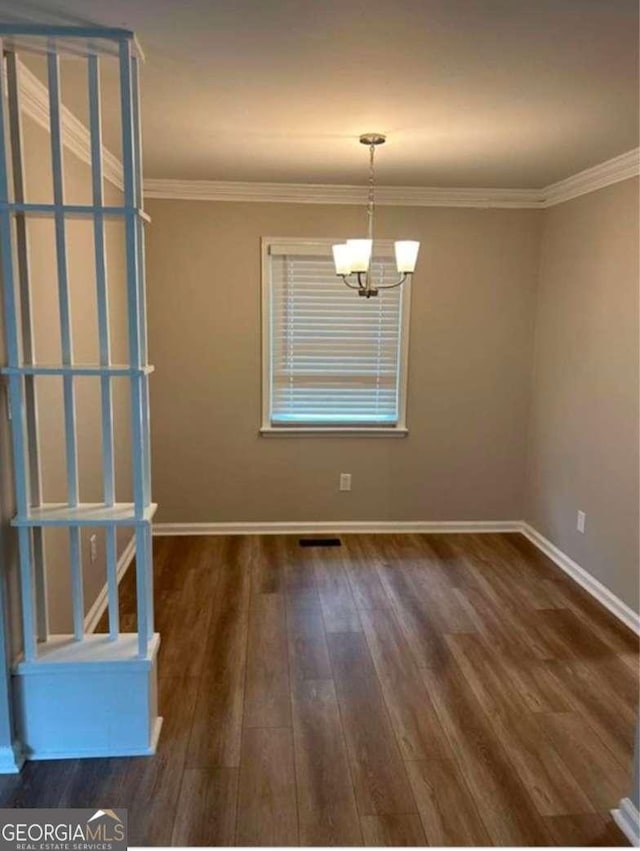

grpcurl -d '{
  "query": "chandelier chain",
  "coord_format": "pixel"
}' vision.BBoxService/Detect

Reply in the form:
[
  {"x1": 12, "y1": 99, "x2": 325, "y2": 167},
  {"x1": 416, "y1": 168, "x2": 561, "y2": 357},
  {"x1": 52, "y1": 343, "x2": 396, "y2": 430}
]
[{"x1": 367, "y1": 142, "x2": 376, "y2": 243}]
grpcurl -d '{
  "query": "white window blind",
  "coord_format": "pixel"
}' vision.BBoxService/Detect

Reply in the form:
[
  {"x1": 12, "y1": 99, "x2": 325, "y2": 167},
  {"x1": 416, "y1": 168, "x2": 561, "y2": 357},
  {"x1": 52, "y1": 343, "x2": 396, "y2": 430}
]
[{"x1": 266, "y1": 245, "x2": 407, "y2": 428}]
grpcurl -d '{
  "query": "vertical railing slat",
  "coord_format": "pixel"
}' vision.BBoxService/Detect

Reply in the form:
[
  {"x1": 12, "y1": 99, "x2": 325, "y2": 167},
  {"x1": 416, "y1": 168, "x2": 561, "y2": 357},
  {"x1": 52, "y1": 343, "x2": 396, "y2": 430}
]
[
  {"x1": 135, "y1": 525, "x2": 148, "y2": 654},
  {"x1": 133, "y1": 55, "x2": 150, "y2": 505},
  {"x1": 119, "y1": 40, "x2": 144, "y2": 499},
  {"x1": 145, "y1": 523, "x2": 153, "y2": 639},
  {"x1": 47, "y1": 51, "x2": 83, "y2": 641},
  {"x1": 105, "y1": 528, "x2": 119, "y2": 638},
  {"x1": 0, "y1": 44, "x2": 36, "y2": 661},
  {"x1": 120, "y1": 38, "x2": 148, "y2": 656},
  {"x1": 17, "y1": 528, "x2": 36, "y2": 659},
  {"x1": 88, "y1": 52, "x2": 120, "y2": 641},
  {"x1": 88, "y1": 54, "x2": 115, "y2": 500},
  {"x1": 69, "y1": 527, "x2": 83, "y2": 640},
  {"x1": 5, "y1": 52, "x2": 49, "y2": 643},
  {"x1": 132, "y1": 54, "x2": 153, "y2": 637}
]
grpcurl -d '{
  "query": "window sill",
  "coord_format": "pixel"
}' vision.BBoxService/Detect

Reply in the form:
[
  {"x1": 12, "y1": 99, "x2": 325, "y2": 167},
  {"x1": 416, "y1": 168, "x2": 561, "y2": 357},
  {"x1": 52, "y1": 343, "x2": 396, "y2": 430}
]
[{"x1": 260, "y1": 426, "x2": 409, "y2": 438}]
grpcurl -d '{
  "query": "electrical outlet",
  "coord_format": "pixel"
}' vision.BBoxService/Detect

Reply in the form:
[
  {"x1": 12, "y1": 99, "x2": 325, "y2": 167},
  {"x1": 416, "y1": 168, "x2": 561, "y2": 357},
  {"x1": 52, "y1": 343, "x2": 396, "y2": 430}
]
[
  {"x1": 339, "y1": 473, "x2": 352, "y2": 492},
  {"x1": 89, "y1": 534, "x2": 98, "y2": 563},
  {"x1": 577, "y1": 510, "x2": 586, "y2": 534}
]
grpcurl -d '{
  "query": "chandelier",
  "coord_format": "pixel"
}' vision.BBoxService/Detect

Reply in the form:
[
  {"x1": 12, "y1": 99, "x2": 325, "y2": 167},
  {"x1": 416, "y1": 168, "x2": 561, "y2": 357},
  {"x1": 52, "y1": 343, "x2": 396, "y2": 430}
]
[{"x1": 332, "y1": 133, "x2": 420, "y2": 298}]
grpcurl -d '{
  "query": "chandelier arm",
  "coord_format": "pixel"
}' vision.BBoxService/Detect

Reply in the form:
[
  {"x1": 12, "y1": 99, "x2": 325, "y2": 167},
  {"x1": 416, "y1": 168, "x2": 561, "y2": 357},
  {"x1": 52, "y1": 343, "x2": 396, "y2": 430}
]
[
  {"x1": 356, "y1": 271, "x2": 368, "y2": 290},
  {"x1": 340, "y1": 274, "x2": 363, "y2": 290},
  {"x1": 375, "y1": 274, "x2": 408, "y2": 290}
]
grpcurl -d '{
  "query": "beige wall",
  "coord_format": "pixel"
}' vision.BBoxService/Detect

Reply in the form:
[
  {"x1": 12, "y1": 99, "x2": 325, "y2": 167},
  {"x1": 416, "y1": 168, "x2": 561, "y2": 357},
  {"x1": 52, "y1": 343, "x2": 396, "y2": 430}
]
[
  {"x1": 146, "y1": 200, "x2": 542, "y2": 523},
  {"x1": 0, "y1": 116, "x2": 132, "y2": 646},
  {"x1": 526, "y1": 178, "x2": 640, "y2": 612}
]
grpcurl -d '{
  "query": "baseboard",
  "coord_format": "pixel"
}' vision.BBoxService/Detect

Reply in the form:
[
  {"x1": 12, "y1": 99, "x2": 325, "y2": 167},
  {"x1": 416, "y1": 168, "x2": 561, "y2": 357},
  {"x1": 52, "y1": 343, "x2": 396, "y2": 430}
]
[
  {"x1": 612, "y1": 798, "x2": 640, "y2": 847},
  {"x1": 84, "y1": 536, "x2": 137, "y2": 634},
  {"x1": 0, "y1": 741, "x2": 24, "y2": 774},
  {"x1": 521, "y1": 523, "x2": 640, "y2": 636},
  {"x1": 152, "y1": 519, "x2": 522, "y2": 536}
]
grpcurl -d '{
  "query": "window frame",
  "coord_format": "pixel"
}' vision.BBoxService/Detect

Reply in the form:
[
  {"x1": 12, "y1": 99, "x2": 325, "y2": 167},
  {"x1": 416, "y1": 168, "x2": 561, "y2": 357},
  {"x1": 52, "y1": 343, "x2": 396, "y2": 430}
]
[{"x1": 260, "y1": 236, "x2": 411, "y2": 437}]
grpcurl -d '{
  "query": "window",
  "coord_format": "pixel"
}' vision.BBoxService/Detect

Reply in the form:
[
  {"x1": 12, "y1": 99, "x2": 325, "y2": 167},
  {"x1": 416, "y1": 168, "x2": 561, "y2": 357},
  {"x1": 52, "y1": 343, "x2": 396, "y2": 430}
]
[{"x1": 261, "y1": 238, "x2": 411, "y2": 435}]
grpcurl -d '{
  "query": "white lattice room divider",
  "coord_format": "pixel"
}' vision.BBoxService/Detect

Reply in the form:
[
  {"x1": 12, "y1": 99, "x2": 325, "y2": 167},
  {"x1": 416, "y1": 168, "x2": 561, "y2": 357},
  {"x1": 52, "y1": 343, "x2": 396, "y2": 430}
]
[{"x1": 0, "y1": 24, "x2": 160, "y2": 763}]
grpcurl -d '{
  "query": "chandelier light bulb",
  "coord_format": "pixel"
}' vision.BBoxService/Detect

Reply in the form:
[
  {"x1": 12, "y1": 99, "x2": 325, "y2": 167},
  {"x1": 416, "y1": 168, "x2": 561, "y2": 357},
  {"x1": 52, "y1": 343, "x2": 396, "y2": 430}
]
[
  {"x1": 332, "y1": 243, "x2": 352, "y2": 275},
  {"x1": 346, "y1": 239, "x2": 372, "y2": 272},
  {"x1": 394, "y1": 240, "x2": 420, "y2": 273}
]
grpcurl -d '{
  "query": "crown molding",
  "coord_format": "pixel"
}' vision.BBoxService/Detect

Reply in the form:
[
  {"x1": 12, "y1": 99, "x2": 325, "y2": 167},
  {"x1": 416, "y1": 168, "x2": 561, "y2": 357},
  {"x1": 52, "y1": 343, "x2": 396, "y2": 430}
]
[
  {"x1": 540, "y1": 148, "x2": 640, "y2": 207},
  {"x1": 11, "y1": 59, "x2": 639, "y2": 209},
  {"x1": 142, "y1": 178, "x2": 544, "y2": 208},
  {"x1": 143, "y1": 148, "x2": 640, "y2": 207},
  {"x1": 16, "y1": 60, "x2": 124, "y2": 190}
]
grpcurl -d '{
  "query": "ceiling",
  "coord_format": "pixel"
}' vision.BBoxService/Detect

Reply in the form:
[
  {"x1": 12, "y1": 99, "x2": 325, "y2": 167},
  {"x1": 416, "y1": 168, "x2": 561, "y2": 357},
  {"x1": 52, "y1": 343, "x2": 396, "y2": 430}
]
[{"x1": 4, "y1": 0, "x2": 639, "y2": 187}]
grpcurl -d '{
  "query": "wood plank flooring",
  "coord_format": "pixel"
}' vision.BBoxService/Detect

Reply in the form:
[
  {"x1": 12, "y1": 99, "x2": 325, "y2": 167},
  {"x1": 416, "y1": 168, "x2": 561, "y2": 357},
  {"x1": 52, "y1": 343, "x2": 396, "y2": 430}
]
[{"x1": 1, "y1": 532, "x2": 637, "y2": 846}]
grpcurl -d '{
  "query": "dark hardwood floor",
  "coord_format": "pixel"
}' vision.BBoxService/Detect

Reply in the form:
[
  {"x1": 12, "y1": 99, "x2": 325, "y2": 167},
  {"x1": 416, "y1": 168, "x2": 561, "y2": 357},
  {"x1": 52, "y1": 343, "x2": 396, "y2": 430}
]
[{"x1": 1, "y1": 532, "x2": 637, "y2": 846}]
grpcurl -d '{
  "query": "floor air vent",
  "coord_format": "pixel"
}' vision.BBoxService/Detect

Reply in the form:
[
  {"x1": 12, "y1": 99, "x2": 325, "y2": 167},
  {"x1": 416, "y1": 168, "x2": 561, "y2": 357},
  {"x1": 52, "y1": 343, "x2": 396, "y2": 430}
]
[{"x1": 298, "y1": 538, "x2": 342, "y2": 547}]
